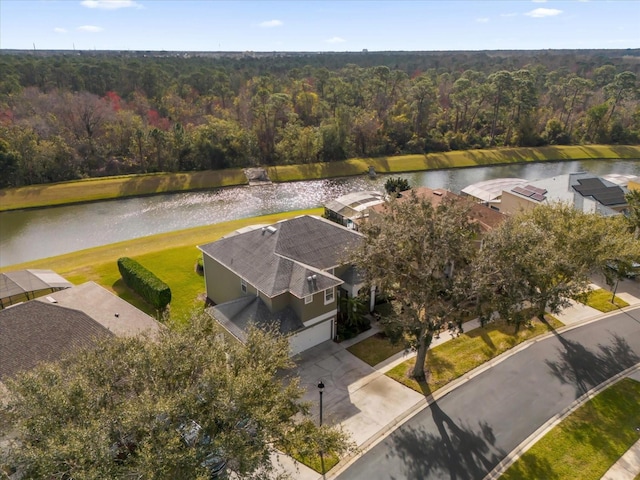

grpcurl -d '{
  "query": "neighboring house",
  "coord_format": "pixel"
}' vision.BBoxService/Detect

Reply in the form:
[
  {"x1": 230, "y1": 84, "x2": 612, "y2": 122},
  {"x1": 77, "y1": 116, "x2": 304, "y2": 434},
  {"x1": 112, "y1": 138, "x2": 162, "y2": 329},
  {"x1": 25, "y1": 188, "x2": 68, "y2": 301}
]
[
  {"x1": 324, "y1": 191, "x2": 385, "y2": 230},
  {"x1": 370, "y1": 187, "x2": 506, "y2": 242},
  {"x1": 499, "y1": 172, "x2": 629, "y2": 216},
  {"x1": 198, "y1": 215, "x2": 366, "y2": 355},
  {"x1": 0, "y1": 281, "x2": 161, "y2": 383}
]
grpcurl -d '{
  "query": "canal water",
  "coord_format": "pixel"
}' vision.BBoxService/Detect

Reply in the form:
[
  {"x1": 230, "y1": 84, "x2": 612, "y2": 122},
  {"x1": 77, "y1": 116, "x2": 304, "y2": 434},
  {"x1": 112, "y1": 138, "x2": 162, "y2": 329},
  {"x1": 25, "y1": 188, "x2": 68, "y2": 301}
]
[{"x1": 1, "y1": 159, "x2": 639, "y2": 267}]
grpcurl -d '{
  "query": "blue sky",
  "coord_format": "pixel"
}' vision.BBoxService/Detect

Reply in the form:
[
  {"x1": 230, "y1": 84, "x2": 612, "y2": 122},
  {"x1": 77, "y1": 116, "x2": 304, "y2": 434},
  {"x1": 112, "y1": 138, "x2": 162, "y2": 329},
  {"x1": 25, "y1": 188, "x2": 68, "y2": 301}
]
[{"x1": 1, "y1": 0, "x2": 638, "y2": 52}]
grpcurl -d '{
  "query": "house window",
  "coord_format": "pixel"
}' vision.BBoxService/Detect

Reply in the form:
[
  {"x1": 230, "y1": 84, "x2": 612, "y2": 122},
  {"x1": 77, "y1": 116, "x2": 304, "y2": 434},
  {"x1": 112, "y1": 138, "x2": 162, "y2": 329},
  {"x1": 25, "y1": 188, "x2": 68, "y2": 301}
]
[
  {"x1": 324, "y1": 287, "x2": 335, "y2": 305},
  {"x1": 305, "y1": 295, "x2": 313, "y2": 305},
  {"x1": 241, "y1": 279, "x2": 247, "y2": 294}
]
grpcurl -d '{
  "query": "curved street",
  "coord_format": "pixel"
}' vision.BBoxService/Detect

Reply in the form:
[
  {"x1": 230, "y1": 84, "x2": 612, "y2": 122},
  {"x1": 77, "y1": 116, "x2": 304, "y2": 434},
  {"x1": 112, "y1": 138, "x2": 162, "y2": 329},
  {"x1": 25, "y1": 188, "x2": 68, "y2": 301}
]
[{"x1": 336, "y1": 306, "x2": 640, "y2": 480}]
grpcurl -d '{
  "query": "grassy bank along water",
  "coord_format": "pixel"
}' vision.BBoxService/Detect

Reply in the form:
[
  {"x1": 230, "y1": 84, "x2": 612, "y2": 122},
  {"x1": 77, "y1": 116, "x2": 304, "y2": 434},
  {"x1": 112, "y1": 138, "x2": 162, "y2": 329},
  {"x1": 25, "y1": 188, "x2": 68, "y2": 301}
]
[
  {"x1": 2, "y1": 145, "x2": 638, "y2": 212},
  {"x1": 0, "y1": 208, "x2": 323, "y2": 321}
]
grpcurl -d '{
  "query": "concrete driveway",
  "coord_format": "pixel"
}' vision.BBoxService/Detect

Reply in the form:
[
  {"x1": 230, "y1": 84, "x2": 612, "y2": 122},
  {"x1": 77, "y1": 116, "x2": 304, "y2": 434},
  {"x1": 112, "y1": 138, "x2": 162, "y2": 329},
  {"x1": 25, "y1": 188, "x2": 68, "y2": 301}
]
[{"x1": 293, "y1": 328, "x2": 424, "y2": 446}]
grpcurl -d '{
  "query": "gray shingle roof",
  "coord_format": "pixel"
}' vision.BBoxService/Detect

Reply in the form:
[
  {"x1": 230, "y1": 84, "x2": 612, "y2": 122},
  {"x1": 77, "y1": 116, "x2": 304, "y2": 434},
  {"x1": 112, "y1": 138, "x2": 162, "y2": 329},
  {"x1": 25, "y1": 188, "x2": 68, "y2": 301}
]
[
  {"x1": 199, "y1": 215, "x2": 362, "y2": 298},
  {"x1": 0, "y1": 301, "x2": 113, "y2": 380},
  {"x1": 207, "y1": 297, "x2": 303, "y2": 343}
]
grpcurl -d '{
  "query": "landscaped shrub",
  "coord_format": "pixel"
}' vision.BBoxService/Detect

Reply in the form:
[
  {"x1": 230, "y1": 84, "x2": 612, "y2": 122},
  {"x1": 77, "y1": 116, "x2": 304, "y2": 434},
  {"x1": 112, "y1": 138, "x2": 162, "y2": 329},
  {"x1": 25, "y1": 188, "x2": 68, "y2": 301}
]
[
  {"x1": 117, "y1": 257, "x2": 171, "y2": 311},
  {"x1": 195, "y1": 256, "x2": 204, "y2": 275}
]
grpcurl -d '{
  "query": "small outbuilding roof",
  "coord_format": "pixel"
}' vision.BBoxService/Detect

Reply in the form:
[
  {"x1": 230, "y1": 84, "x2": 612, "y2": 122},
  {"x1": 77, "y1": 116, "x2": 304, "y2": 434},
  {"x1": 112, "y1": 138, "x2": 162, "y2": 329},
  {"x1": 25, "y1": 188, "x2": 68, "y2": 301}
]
[
  {"x1": 325, "y1": 191, "x2": 385, "y2": 219},
  {"x1": 0, "y1": 269, "x2": 73, "y2": 307},
  {"x1": 461, "y1": 178, "x2": 528, "y2": 203}
]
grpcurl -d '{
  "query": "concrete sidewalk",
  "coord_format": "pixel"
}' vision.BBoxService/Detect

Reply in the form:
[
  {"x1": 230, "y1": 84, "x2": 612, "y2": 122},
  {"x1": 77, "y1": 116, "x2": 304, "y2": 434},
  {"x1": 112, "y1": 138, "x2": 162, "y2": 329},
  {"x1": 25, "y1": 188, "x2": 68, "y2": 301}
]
[{"x1": 272, "y1": 277, "x2": 640, "y2": 480}]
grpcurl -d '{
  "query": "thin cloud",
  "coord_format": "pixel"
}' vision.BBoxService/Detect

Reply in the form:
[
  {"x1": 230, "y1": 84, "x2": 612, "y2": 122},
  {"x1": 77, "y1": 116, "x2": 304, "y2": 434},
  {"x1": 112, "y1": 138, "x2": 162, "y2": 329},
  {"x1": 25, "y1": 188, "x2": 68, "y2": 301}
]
[
  {"x1": 476, "y1": 17, "x2": 489, "y2": 23},
  {"x1": 54, "y1": 27, "x2": 68, "y2": 33},
  {"x1": 325, "y1": 36, "x2": 346, "y2": 44},
  {"x1": 77, "y1": 25, "x2": 104, "y2": 32},
  {"x1": 500, "y1": 13, "x2": 518, "y2": 17},
  {"x1": 259, "y1": 19, "x2": 283, "y2": 28},
  {"x1": 80, "y1": 0, "x2": 142, "y2": 10},
  {"x1": 525, "y1": 8, "x2": 562, "y2": 17}
]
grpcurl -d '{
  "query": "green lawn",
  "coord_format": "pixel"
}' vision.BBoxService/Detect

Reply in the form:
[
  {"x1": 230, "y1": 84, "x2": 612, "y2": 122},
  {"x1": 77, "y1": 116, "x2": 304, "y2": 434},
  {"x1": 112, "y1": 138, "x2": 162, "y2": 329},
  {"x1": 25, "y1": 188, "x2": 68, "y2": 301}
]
[
  {"x1": 386, "y1": 317, "x2": 563, "y2": 394},
  {"x1": 347, "y1": 333, "x2": 405, "y2": 367},
  {"x1": 291, "y1": 451, "x2": 340, "y2": 474},
  {"x1": 501, "y1": 378, "x2": 640, "y2": 480},
  {"x1": 583, "y1": 288, "x2": 630, "y2": 312},
  {"x1": 2, "y1": 145, "x2": 638, "y2": 211},
  {"x1": 1, "y1": 208, "x2": 323, "y2": 323}
]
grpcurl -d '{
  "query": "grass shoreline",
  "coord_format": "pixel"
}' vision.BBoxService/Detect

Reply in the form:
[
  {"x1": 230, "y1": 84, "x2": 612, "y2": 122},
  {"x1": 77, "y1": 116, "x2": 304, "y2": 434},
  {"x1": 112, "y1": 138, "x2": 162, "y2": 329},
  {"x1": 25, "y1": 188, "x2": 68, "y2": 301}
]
[
  {"x1": 1, "y1": 145, "x2": 638, "y2": 212},
  {"x1": 0, "y1": 208, "x2": 324, "y2": 320}
]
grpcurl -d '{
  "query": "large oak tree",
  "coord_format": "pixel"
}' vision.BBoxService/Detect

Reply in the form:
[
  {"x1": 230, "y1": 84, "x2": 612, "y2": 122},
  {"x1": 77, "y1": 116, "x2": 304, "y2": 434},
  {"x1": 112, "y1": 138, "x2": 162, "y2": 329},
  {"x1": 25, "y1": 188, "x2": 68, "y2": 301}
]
[
  {"x1": 353, "y1": 192, "x2": 479, "y2": 380},
  {"x1": 1, "y1": 314, "x2": 350, "y2": 479}
]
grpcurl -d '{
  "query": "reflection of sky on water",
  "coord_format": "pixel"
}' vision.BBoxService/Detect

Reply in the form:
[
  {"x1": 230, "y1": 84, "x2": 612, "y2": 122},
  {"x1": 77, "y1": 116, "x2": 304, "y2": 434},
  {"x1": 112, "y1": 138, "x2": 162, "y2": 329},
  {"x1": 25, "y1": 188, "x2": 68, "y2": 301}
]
[{"x1": 2, "y1": 159, "x2": 639, "y2": 267}]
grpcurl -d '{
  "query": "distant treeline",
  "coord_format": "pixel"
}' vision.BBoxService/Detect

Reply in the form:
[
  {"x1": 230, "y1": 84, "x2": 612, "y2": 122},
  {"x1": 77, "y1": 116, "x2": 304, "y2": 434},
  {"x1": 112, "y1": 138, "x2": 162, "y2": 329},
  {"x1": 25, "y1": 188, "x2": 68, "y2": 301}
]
[{"x1": 0, "y1": 50, "x2": 638, "y2": 188}]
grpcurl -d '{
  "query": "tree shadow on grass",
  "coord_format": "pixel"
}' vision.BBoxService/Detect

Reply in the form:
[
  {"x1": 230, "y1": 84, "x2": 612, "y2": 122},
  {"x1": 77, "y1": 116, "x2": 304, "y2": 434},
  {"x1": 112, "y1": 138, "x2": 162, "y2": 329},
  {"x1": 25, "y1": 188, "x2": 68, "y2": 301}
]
[
  {"x1": 386, "y1": 381, "x2": 506, "y2": 480},
  {"x1": 545, "y1": 330, "x2": 639, "y2": 398}
]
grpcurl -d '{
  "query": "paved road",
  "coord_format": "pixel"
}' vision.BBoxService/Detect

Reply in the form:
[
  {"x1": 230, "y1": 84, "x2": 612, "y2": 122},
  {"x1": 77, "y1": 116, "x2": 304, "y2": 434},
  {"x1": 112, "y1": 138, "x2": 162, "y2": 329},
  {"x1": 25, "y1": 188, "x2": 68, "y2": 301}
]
[{"x1": 337, "y1": 307, "x2": 640, "y2": 480}]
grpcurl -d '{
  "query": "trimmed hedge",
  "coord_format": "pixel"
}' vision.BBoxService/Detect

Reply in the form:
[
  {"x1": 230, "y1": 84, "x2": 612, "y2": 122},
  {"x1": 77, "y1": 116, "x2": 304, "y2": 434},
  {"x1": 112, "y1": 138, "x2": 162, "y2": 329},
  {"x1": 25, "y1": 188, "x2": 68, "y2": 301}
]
[{"x1": 117, "y1": 257, "x2": 171, "y2": 310}]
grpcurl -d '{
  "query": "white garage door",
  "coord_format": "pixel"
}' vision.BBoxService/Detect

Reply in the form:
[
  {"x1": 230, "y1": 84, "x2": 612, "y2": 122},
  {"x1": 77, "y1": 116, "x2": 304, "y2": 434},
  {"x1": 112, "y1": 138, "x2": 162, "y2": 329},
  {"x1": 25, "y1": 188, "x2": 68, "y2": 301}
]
[{"x1": 289, "y1": 317, "x2": 334, "y2": 355}]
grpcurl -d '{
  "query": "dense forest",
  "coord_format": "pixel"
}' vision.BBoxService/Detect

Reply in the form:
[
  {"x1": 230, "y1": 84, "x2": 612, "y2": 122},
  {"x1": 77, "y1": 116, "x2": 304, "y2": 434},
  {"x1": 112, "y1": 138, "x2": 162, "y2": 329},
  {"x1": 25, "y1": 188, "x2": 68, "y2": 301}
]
[{"x1": 0, "y1": 49, "x2": 638, "y2": 188}]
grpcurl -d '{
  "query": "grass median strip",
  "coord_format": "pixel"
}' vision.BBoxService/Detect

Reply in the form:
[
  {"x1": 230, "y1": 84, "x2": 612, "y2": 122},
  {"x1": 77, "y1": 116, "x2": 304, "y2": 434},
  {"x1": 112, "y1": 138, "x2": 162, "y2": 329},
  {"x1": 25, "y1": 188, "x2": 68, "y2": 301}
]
[
  {"x1": 583, "y1": 288, "x2": 630, "y2": 312},
  {"x1": 501, "y1": 377, "x2": 640, "y2": 480},
  {"x1": 385, "y1": 317, "x2": 563, "y2": 394}
]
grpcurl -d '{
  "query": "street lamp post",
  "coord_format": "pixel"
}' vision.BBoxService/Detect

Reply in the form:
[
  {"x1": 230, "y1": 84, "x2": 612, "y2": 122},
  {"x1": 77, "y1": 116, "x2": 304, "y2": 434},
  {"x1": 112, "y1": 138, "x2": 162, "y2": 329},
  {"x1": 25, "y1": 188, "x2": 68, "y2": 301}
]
[{"x1": 317, "y1": 380, "x2": 325, "y2": 426}]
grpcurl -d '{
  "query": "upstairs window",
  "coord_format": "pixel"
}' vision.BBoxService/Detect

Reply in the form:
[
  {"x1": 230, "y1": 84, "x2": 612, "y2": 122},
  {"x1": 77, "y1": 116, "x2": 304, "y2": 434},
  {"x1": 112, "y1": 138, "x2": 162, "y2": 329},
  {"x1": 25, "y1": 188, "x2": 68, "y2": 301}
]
[
  {"x1": 324, "y1": 287, "x2": 335, "y2": 305},
  {"x1": 305, "y1": 295, "x2": 313, "y2": 304},
  {"x1": 241, "y1": 279, "x2": 247, "y2": 294}
]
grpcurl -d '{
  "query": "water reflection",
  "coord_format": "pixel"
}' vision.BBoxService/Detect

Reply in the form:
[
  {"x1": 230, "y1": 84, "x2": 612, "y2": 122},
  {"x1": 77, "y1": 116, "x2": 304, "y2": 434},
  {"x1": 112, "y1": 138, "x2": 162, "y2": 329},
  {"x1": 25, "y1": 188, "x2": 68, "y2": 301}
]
[{"x1": 1, "y1": 159, "x2": 639, "y2": 267}]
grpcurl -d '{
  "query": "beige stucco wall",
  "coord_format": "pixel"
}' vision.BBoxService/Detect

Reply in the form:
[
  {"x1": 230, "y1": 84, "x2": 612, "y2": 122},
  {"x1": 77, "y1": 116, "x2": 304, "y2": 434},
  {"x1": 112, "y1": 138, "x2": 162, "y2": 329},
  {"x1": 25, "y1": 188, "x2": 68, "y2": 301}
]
[
  {"x1": 202, "y1": 255, "x2": 256, "y2": 304},
  {"x1": 499, "y1": 191, "x2": 538, "y2": 216}
]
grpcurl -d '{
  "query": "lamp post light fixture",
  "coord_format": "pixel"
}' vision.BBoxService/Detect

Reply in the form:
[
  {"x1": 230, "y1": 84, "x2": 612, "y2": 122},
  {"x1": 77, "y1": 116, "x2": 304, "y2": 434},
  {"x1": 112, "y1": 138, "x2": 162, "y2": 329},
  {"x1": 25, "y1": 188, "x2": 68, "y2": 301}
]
[{"x1": 317, "y1": 380, "x2": 325, "y2": 426}]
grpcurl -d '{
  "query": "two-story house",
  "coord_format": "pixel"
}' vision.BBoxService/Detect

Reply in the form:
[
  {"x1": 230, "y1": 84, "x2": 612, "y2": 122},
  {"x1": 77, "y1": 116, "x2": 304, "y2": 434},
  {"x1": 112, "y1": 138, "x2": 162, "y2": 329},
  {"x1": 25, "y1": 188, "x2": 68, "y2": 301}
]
[{"x1": 198, "y1": 215, "x2": 365, "y2": 355}]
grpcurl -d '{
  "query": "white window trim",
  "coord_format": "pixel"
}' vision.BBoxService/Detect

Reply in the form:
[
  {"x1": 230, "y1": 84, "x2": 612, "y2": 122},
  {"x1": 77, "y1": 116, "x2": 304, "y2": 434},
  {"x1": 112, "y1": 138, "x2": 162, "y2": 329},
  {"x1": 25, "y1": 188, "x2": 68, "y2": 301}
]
[
  {"x1": 324, "y1": 287, "x2": 335, "y2": 305},
  {"x1": 305, "y1": 294, "x2": 313, "y2": 304},
  {"x1": 241, "y1": 279, "x2": 247, "y2": 294}
]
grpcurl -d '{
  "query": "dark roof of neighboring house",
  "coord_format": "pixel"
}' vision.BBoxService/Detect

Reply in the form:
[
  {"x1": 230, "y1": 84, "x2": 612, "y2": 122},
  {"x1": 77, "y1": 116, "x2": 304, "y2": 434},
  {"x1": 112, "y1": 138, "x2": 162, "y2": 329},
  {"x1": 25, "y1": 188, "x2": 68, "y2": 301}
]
[
  {"x1": 199, "y1": 215, "x2": 363, "y2": 298},
  {"x1": 207, "y1": 296, "x2": 303, "y2": 343},
  {"x1": 0, "y1": 301, "x2": 113, "y2": 381}
]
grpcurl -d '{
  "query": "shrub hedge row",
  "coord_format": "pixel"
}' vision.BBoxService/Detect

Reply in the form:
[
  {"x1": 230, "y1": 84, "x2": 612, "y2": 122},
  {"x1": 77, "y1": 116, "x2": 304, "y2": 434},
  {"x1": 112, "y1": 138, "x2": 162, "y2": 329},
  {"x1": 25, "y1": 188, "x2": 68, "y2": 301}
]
[{"x1": 117, "y1": 257, "x2": 171, "y2": 310}]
